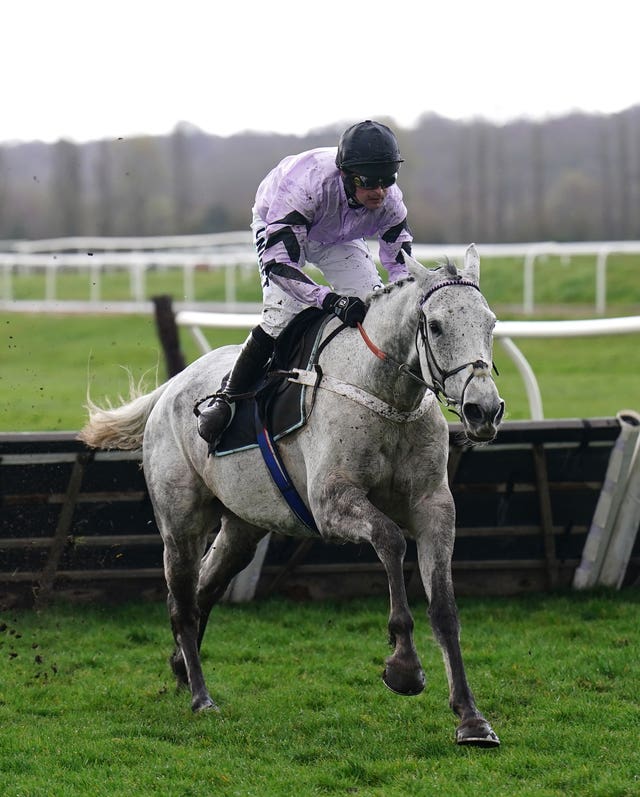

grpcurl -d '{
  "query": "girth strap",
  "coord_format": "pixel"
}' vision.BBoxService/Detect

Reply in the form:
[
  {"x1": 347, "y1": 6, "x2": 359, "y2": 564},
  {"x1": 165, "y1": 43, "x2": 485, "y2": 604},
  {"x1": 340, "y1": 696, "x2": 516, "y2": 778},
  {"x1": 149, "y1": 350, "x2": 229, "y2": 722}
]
[{"x1": 254, "y1": 404, "x2": 319, "y2": 534}]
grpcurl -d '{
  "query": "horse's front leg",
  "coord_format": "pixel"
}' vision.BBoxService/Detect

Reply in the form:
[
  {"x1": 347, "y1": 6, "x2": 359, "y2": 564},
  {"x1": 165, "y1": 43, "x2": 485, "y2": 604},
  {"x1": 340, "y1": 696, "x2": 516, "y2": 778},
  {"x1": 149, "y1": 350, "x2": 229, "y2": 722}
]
[
  {"x1": 317, "y1": 480, "x2": 425, "y2": 696},
  {"x1": 413, "y1": 487, "x2": 500, "y2": 747}
]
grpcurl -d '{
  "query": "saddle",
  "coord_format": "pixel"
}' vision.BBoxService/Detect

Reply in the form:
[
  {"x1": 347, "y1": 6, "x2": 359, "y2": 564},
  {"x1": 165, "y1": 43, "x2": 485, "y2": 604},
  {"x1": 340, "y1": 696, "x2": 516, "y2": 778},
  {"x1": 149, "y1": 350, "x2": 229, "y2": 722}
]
[{"x1": 214, "y1": 308, "x2": 336, "y2": 457}]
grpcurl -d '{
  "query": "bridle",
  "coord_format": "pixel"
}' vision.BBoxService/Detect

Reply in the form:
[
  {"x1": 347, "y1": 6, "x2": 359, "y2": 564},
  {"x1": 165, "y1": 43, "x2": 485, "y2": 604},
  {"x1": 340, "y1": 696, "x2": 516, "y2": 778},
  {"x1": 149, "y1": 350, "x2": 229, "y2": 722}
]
[{"x1": 357, "y1": 277, "x2": 497, "y2": 414}]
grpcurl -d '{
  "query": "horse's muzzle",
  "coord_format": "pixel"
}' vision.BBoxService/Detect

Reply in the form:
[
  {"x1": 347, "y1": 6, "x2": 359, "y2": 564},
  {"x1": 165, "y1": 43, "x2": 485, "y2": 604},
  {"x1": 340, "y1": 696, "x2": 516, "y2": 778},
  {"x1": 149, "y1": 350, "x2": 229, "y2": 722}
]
[{"x1": 461, "y1": 399, "x2": 505, "y2": 442}]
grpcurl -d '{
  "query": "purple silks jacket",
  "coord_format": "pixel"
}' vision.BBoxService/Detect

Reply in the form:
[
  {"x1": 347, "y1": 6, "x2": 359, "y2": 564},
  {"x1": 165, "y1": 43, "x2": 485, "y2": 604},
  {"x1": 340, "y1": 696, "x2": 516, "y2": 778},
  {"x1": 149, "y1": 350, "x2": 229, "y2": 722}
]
[{"x1": 252, "y1": 147, "x2": 412, "y2": 307}]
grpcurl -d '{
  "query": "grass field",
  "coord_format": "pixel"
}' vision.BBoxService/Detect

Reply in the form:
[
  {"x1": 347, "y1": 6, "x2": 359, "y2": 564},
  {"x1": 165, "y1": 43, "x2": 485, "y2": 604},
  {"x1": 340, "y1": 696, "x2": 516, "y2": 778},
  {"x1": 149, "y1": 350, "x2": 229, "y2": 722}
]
[
  {"x1": 2, "y1": 254, "x2": 640, "y2": 431},
  {"x1": 1, "y1": 591, "x2": 639, "y2": 797}
]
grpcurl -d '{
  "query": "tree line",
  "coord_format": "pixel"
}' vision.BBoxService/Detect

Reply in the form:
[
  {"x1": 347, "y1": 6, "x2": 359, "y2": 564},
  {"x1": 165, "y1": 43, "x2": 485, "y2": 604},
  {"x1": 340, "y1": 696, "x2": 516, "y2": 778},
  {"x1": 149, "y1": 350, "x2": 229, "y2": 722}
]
[{"x1": 1, "y1": 106, "x2": 639, "y2": 244}]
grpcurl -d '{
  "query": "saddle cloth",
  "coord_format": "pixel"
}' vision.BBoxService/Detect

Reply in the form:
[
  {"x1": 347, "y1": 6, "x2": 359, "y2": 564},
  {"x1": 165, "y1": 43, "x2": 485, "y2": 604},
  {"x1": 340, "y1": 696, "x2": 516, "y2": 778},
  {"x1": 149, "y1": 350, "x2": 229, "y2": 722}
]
[{"x1": 214, "y1": 308, "x2": 334, "y2": 457}]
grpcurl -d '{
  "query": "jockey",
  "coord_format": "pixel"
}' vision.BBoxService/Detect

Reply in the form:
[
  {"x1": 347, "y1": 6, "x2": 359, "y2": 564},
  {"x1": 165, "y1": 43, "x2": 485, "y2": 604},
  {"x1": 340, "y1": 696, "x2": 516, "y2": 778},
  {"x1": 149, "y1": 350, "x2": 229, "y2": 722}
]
[{"x1": 197, "y1": 119, "x2": 414, "y2": 448}]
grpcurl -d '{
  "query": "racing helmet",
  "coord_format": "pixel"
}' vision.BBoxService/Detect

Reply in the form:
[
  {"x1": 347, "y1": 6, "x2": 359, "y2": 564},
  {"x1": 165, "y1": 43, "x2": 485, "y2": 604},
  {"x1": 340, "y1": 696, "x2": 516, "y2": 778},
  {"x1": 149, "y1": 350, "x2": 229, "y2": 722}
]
[{"x1": 336, "y1": 120, "x2": 404, "y2": 181}]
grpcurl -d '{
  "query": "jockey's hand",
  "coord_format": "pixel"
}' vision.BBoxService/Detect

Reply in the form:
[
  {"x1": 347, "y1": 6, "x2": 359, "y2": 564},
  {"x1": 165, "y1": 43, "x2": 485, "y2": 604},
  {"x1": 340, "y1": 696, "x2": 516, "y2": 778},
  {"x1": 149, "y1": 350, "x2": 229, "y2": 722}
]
[{"x1": 322, "y1": 293, "x2": 367, "y2": 327}]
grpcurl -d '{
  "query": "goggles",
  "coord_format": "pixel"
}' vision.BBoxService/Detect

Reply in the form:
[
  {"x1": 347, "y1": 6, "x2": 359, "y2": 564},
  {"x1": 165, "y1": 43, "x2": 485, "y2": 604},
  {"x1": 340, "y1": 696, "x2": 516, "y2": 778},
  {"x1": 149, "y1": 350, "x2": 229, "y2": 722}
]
[{"x1": 351, "y1": 173, "x2": 397, "y2": 189}]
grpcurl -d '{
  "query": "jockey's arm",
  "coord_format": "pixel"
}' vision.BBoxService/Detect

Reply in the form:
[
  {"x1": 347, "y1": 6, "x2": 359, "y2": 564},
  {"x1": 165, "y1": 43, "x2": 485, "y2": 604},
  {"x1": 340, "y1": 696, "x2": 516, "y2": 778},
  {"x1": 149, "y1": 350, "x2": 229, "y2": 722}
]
[
  {"x1": 261, "y1": 214, "x2": 331, "y2": 308},
  {"x1": 378, "y1": 217, "x2": 413, "y2": 282}
]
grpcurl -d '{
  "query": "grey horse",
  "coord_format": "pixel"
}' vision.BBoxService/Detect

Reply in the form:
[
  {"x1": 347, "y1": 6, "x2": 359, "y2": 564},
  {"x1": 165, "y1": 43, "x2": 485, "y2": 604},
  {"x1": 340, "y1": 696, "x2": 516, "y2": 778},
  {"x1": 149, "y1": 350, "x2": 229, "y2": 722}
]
[{"x1": 80, "y1": 245, "x2": 504, "y2": 747}]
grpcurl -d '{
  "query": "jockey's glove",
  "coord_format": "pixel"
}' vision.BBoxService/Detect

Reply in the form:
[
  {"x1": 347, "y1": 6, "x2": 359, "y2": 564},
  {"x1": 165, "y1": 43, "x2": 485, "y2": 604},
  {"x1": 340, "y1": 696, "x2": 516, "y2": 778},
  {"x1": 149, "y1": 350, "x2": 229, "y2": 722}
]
[{"x1": 322, "y1": 292, "x2": 367, "y2": 327}]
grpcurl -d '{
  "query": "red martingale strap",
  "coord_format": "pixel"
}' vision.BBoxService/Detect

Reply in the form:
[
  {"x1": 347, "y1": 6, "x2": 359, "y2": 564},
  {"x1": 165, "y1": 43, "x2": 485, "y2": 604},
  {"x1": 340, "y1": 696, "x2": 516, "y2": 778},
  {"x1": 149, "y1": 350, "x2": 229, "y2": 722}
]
[{"x1": 357, "y1": 322, "x2": 387, "y2": 360}]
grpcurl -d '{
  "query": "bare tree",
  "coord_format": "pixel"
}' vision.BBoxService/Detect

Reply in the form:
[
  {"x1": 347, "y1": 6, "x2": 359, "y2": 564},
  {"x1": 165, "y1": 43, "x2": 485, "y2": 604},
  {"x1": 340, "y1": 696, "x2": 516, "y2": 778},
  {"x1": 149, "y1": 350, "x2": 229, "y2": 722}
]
[
  {"x1": 52, "y1": 139, "x2": 83, "y2": 236},
  {"x1": 3, "y1": 105, "x2": 640, "y2": 243},
  {"x1": 94, "y1": 140, "x2": 116, "y2": 236}
]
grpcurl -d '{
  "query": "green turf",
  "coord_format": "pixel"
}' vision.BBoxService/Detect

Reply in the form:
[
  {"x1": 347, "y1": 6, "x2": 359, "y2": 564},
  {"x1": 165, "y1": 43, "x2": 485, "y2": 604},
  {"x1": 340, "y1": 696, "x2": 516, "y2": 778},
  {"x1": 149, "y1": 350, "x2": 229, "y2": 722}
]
[
  {"x1": 1, "y1": 314, "x2": 250, "y2": 432},
  {"x1": 1, "y1": 592, "x2": 639, "y2": 796}
]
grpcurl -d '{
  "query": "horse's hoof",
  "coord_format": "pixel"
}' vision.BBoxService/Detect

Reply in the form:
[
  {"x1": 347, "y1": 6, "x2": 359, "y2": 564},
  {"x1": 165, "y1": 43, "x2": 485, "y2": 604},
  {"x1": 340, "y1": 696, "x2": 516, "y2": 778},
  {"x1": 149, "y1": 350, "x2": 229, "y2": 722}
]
[
  {"x1": 455, "y1": 718, "x2": 500, "y2": 747},
  {"x1": 382, "y1": 662, "x2": 426, "y2": 696},
  {"x1": 191, "y1": 695, "x2": 219, "y2": 713}
]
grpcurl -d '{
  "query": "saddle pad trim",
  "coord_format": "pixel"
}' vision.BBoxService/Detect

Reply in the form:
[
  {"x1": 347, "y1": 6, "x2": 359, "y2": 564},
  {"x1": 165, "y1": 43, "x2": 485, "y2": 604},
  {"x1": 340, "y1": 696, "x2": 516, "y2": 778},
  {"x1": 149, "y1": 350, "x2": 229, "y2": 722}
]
[{"x1": 213, "y1": 402, "x2": 309, "y2": 457}]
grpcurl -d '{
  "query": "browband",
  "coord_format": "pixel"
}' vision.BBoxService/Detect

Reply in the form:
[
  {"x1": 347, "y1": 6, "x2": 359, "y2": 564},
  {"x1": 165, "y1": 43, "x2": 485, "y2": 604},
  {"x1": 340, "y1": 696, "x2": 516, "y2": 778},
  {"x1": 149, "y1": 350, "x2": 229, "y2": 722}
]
[{"x1": 420, "y1": 278, "x2": 480, "y2": 306}]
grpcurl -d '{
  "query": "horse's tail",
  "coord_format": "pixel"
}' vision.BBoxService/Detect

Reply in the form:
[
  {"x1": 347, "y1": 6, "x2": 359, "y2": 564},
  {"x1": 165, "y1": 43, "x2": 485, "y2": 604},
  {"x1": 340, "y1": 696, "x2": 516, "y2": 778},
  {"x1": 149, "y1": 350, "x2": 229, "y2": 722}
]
[{"x1": 78, "y1": 381, "x2": 170, "y2": 450}]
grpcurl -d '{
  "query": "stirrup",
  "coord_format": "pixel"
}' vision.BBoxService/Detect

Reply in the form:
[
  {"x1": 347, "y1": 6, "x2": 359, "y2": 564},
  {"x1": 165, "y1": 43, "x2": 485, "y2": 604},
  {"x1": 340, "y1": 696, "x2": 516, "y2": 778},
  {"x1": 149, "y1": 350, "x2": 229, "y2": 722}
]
[{"x1": 193, "y1": 392, "x2": 221, "y2": 418}]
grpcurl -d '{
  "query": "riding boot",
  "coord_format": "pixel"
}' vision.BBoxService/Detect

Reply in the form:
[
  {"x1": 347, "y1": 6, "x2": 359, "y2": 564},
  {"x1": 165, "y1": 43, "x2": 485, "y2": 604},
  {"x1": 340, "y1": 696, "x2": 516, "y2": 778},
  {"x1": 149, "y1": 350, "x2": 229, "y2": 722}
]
[{"x1": 196, "y1": 325, "x2": 275, "y2": 448}]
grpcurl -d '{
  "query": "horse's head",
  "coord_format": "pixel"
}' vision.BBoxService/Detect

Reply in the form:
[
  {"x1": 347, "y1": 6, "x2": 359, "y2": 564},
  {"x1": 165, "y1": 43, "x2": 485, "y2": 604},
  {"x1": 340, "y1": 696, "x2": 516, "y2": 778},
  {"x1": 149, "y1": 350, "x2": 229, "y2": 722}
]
[{"x1": 406, "y1": 244, "x2": 505, "y2": 442}]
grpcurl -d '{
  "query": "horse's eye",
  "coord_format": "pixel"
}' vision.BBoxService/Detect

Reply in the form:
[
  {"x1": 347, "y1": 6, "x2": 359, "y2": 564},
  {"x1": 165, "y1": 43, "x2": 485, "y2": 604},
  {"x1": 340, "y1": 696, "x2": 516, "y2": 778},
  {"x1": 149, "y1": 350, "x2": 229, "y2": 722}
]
[{"x1": 428, "y1": 320, "x2": 442, "y2": 335}]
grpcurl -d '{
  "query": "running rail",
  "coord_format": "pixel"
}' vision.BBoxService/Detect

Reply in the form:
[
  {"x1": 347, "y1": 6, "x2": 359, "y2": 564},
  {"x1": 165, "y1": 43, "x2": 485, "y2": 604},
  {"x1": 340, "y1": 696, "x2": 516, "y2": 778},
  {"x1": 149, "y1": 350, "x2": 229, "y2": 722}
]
[
  {"x1": 175, "y1": 311, "x2": 640, "y2": 421},
  {"x1": 3, "y1": 239, "x2": 640, "y2": 313}
]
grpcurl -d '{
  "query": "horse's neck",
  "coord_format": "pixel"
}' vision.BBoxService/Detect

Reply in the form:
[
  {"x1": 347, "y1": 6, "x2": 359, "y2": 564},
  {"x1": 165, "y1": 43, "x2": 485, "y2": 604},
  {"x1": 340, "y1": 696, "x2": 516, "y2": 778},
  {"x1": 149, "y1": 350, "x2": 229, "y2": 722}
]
[{"x1": 331, "y1": 282, "x2": 426, "y2": 413}]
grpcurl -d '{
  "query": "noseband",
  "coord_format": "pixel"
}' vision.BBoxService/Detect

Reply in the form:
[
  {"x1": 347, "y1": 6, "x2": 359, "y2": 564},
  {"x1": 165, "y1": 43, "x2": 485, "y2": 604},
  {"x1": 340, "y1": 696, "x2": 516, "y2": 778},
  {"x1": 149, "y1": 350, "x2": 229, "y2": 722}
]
[{"x1": 358, "y1": 277, "x2": 497, "y2": 412}]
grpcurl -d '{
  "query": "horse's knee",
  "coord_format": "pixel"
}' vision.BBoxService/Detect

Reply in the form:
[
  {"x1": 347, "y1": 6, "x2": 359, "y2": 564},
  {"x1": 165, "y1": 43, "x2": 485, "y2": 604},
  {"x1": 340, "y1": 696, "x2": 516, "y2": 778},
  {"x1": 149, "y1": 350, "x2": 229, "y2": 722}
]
[{"x1": 372, "y1": 524, "x2": 406, "y2": 560}]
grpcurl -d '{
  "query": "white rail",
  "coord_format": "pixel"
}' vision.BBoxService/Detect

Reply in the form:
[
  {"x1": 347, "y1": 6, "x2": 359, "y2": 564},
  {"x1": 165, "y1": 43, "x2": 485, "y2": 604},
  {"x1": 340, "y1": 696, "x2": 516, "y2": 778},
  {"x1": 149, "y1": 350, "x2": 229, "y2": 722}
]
[
  {"x1": 7, "y1": 231, "x2": 254, "y2": 253},
  {"x1": 0, "y1": 251, "x2": 255, "y2": 305},
  {"x1": 411, "y1": 241, "x2": 640, "y2": 315},
  {"x1": 1, "y1": 237, "x2": 640, "y2": 314},
  {"x1": 175, "y1": 310, "x2": 640, "y2": 421}
]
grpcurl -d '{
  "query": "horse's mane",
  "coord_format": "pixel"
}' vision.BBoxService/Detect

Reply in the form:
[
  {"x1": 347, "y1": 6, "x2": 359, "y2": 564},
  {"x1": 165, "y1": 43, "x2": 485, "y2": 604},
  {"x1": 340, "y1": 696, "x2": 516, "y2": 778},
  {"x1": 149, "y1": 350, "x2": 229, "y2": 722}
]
[
  {"x1": 367, "y1": 275, "x2": 416, "y2": 305},
  {"x1": 367, "y1": 258, "x2": 459, "y2": 306}
]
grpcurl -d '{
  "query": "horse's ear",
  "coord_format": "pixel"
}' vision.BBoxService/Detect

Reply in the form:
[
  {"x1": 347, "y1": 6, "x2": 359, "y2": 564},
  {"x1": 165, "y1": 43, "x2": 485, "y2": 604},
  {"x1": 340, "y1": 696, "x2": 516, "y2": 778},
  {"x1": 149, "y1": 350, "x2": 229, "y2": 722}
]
[
  {"x1": 464, "y1": 243, "x2": 480, "y2": 281},
  {"x1": 403, "y1": 251, "x2": 428, "y2": 281}
]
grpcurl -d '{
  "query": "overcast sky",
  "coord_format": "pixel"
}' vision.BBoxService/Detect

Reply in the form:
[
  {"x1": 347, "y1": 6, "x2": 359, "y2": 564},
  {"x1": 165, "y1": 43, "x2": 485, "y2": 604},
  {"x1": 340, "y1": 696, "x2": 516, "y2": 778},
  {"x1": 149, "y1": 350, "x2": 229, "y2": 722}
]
[{"x1": 3, "y1": 0, "x2": 638, "y2": 145}]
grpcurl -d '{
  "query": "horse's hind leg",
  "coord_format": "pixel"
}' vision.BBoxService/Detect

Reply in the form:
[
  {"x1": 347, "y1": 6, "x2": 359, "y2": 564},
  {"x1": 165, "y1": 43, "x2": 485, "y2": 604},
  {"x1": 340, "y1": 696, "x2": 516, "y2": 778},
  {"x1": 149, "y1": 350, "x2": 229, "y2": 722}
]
[
  {"x1": 150, "y1": 479, "x2": 221, "y2": 712},
  {"x1": 197, "y1": 514, "x2": 268, "y2": 624},
  {"x1": 414, "y1": 489, "x2": 500, "y2": 747},
  {"x1": 169, "y1": 514, "x2": 268, "y2": 688}
]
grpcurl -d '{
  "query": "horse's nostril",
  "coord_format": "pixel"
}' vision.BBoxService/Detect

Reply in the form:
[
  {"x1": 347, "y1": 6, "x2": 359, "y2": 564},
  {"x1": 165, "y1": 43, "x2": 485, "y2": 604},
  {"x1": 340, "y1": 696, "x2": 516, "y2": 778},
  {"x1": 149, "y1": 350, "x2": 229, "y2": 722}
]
[
  {"x1": 464, "y1": 401, "x2": 504, "y2": 429},
  {"x1": 463, "y1": 403, "x2": 483, "y2": 424}
]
